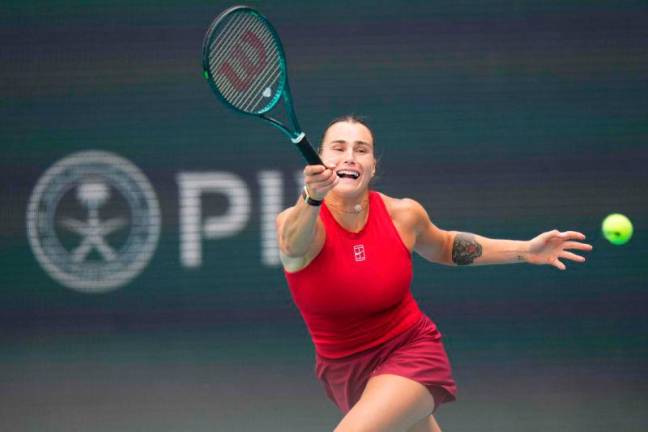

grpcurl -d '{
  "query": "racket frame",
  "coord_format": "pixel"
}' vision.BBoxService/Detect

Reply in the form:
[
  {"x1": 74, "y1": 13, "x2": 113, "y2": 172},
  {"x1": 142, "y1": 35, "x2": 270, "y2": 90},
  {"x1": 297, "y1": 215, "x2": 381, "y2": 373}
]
[{"x1": 201, "y1": 5, "x2": 322, "y2": 165}]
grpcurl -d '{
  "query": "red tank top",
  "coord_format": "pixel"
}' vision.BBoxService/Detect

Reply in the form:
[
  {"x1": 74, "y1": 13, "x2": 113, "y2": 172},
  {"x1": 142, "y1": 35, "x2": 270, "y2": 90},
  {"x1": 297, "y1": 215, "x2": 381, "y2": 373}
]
[{"x1": 284, "y1": 191, "x2": 424, "y2": 359}]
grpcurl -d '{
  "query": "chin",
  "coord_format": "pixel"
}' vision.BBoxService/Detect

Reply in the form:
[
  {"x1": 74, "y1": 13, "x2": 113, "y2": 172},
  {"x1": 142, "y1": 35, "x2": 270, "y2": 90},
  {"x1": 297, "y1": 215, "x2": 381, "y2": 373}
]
[{"x1": 333, "y1": 181, "x2": 366, "y2": 195}]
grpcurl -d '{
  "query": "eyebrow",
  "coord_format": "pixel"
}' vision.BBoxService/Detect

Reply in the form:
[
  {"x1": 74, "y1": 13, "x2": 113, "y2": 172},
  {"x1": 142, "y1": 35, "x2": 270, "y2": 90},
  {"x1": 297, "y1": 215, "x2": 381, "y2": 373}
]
[{"x1": 329, "y1": 139, "x2": 372, "y2": 147}]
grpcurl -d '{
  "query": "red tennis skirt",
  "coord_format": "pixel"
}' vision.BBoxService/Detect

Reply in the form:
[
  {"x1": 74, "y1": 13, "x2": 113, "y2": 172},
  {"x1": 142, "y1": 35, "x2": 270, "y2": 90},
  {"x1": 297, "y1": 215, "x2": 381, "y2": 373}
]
[{"x1": 314, "y1": 314, "x2": 456, "y2": 413}]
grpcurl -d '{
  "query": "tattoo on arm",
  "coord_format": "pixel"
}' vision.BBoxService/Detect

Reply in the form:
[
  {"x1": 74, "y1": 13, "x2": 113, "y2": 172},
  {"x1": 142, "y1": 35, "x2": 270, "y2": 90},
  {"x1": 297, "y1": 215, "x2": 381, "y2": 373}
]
[{"x1": 452, "y1": 233, "x2": 483, "y2": 265}]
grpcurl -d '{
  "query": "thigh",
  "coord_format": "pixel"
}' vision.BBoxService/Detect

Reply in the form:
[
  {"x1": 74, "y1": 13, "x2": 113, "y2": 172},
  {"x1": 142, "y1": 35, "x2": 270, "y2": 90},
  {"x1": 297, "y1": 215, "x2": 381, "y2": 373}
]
[
  {"x1": 371, "y1": 316, "x2": 456, "y2": 409},
  {"x1": 334, "y1": 374, "x2": 435, "y2": 432}
]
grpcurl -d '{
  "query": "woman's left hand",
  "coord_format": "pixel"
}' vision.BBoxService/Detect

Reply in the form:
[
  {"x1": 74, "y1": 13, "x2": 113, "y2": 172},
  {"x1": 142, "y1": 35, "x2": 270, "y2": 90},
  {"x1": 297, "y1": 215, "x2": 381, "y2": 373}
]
[{"x1": 526, "y1": 230, "x2": 593, "y2": 270}]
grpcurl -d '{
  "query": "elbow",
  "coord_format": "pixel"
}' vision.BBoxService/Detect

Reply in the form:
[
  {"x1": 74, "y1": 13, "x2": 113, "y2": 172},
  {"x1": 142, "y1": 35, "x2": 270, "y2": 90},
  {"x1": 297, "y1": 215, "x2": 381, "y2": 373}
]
[
  {"x1": 277, "y1": 231, "x2": 294, "y2": 257},
  {"x1": 279, "y1": 242, "x2": 298, "y2": 258},
  {"x1": 444, "y1": 231, "x2": 458, "y2": 266},
  {"x1": 280, "y1": 244, "x2": 308, "y2": 259}
]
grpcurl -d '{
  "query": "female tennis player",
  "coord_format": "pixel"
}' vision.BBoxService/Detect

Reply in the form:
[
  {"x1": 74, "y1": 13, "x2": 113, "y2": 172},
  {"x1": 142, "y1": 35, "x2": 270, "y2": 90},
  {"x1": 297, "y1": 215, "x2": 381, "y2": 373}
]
[{"x1": 276, "y1": 115, "x2": 592, "y2": 432}]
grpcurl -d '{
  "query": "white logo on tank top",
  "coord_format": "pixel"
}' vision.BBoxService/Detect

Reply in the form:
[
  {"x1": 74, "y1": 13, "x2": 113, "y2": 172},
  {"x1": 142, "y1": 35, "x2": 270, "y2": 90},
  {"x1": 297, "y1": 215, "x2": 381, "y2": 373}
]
[{"x1": 353, "y1": 244, "x2": 366, "y2": 262}]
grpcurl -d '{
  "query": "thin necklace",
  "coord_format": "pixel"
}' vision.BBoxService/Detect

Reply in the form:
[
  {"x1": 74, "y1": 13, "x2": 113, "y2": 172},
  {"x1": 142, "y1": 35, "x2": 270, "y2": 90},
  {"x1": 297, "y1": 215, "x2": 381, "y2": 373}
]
[{"x1": 326, "y1": 198, "x2": 369, "y2": 214}]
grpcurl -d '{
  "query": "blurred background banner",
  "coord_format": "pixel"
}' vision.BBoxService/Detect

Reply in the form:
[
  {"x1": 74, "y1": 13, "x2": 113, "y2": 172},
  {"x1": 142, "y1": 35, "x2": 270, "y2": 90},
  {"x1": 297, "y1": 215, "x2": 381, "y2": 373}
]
[{"x1": 1, "y1": 1, "x2": 647, "y2": 430}]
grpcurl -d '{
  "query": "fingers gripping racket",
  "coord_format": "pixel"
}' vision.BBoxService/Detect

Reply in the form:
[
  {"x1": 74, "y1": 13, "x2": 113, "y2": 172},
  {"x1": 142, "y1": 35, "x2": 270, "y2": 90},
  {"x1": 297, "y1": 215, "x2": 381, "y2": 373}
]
[{"x1": 201, "y1": 5, "x2": 323, "y2": 165}]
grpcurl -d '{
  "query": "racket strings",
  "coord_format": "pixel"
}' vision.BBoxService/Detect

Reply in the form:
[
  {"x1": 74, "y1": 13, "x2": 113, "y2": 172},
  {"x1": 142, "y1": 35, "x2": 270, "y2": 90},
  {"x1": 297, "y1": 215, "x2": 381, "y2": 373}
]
[
  {"x1": 207, "y1": 11, "x2": 283, "y2": 114},
  {"x1": 214, "y1": 22, "x2": 280, "y2": 112},
  {"x1": 239, "y1": 58, "x2": 281, "y2": 112},
  {"x1": 232, "y1": 29, "x2": 282, "y2": 112},
  {"x1": 209, "y1": 15, "x2": 261, "y2": 94},
  {"x1": 208, "y1": 16, "x2": 252, "y2": 71},
  {"x1": 217, "y1": 29, "x2": 272, "y2": 105},
  {"x1": 209, "y1": 16, "x2": 264, "y2": 76}
]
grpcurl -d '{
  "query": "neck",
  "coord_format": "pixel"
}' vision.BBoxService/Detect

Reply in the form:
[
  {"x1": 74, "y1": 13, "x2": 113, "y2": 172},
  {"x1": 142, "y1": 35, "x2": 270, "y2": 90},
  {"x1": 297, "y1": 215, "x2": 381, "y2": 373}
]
[
  {"x1": 326, "y1": 191, "x2": 369, "y2": 215},
  {"x1": 326, "y1": 193, "x2": 370, "y2": 233}
]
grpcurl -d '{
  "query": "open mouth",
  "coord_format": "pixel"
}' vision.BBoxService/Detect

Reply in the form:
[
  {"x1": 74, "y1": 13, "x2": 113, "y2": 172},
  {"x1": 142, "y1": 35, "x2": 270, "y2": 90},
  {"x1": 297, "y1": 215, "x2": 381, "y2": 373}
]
[{"x1": 336, "y1": 170, "x2": 360, "y2": 179}]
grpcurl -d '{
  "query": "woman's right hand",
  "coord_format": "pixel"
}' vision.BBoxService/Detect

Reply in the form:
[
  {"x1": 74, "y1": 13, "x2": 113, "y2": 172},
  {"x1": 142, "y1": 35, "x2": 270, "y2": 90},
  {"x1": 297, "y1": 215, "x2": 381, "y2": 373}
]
[{"x1": 304, "y1": 164, "x2": 339, "y2": 201}]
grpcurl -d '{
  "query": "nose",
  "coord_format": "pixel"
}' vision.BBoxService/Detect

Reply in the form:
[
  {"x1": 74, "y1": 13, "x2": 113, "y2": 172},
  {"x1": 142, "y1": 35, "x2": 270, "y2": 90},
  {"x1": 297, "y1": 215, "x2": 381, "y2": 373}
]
[{"x1": 343, "y1": 148, "x2": 357, "y2": 165}]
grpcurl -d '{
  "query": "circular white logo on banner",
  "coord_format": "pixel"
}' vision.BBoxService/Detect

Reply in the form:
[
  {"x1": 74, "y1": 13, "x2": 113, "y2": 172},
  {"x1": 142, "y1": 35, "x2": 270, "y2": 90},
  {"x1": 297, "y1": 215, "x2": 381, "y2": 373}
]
[{"x1": 26, "y1": 151, "x2": 161, "y2": 293}]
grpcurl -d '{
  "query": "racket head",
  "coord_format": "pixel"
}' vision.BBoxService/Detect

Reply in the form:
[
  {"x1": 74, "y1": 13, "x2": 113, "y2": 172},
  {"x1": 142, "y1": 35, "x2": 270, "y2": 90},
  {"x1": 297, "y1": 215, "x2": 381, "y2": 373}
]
[{"x1": 202, "y1": 5, "x2": 287, "y2": 116}]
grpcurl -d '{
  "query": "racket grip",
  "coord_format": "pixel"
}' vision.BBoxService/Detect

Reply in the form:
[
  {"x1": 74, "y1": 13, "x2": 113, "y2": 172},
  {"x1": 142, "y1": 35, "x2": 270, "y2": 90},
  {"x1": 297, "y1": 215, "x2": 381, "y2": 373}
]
[{"x1": 294, "y1": 134, "x2": 324, "y2": 166}]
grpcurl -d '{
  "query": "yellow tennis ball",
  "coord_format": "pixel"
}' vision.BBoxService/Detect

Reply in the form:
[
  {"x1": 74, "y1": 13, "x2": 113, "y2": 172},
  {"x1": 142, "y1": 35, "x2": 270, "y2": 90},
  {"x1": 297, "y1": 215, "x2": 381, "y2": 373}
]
[{"x1": 602, "y1": 213, "x2": 633, "y2": 245}]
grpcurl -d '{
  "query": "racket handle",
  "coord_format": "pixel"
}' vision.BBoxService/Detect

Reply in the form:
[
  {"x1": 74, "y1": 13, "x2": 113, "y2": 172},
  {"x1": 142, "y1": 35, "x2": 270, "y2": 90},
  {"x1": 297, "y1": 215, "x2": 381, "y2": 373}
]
[{"x1": 293, "y1": 134, "x2": 324, "y2": 166}]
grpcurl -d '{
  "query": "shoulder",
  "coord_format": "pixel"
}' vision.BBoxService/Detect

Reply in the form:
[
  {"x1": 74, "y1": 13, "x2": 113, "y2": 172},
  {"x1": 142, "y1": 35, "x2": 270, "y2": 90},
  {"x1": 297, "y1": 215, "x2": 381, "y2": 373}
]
[
  {"x1": 376, "y1": 192, "x2": 428, "y2": 233},
  {"x1": 377, "y1": 191, "x2": 427, "y2": 217}
]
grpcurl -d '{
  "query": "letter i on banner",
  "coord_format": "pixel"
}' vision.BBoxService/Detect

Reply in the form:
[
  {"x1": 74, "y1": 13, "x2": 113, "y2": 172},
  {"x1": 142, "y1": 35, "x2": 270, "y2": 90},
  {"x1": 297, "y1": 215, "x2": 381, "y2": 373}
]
[{"x1": 258, "y1": 171, "x2": 283, "y2": 266}]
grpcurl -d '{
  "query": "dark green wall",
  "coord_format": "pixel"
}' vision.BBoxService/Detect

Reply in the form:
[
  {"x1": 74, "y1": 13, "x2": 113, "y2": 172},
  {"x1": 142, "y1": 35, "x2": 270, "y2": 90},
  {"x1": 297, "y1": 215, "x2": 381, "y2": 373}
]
[{"x1": 1, "y1": 1, "x2": 647, "y2": 430}]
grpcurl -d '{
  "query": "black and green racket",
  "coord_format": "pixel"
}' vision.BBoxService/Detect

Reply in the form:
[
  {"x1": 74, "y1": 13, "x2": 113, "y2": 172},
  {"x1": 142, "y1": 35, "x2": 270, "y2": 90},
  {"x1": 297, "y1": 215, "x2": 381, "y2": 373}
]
[{"x1": 201, "y1": 5, "x2": 323, "y2": 165}]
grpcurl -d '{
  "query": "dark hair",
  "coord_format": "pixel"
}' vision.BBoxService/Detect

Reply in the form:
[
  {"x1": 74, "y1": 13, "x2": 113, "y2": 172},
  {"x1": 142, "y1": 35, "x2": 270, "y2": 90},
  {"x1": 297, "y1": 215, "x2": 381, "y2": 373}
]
[{"x1": 319, "y1": 114, "x2": 374, "y2": 153}]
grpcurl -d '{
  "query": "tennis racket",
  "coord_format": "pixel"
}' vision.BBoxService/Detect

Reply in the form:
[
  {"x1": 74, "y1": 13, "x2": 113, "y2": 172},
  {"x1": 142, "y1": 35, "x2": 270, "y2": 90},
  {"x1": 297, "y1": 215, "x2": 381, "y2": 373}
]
[{"x1": 201, "y1": 5, "x2": 323, "y2": 166}]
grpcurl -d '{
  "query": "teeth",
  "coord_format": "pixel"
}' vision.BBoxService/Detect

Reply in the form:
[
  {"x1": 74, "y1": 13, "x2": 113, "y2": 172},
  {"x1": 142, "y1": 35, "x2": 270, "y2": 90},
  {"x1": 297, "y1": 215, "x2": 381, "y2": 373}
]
[{"x1": 337, "y1": 170, "x2": 359, "y2": 179}]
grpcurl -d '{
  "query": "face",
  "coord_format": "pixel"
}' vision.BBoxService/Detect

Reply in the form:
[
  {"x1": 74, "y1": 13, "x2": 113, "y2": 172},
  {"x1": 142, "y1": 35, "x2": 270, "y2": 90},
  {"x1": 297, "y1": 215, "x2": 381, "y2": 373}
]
[{"x1": 320, "y1": 121, "x2": 376, "y2": 197}]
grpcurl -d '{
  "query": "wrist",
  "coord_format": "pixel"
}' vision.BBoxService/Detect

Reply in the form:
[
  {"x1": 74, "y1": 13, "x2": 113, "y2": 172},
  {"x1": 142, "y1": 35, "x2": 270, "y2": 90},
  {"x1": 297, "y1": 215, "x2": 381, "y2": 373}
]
[
  {"x1": 518, "y1": 240, "x2": 531, "y2": 263},
  {"x1": 302, "y1": 185, "x2": 323, "y2": 206}
]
